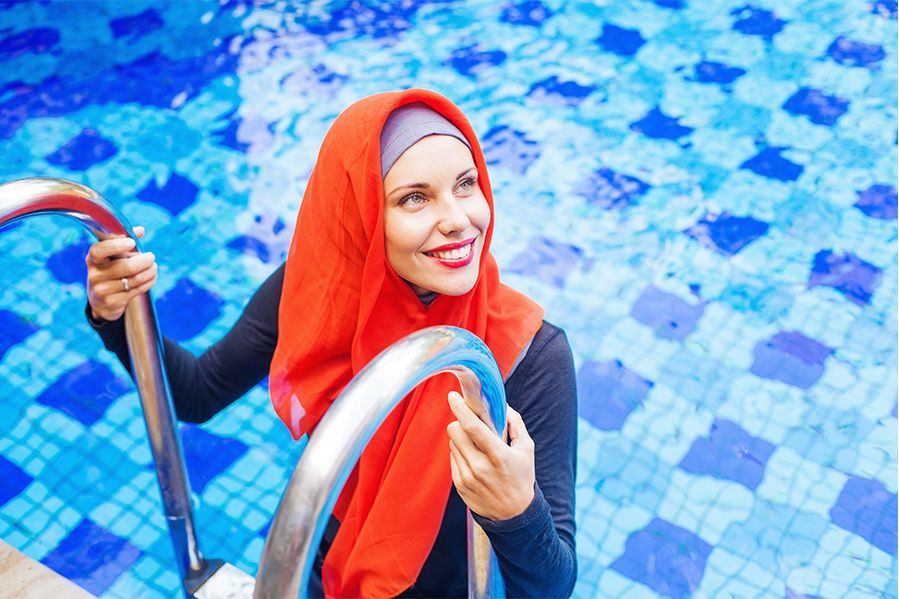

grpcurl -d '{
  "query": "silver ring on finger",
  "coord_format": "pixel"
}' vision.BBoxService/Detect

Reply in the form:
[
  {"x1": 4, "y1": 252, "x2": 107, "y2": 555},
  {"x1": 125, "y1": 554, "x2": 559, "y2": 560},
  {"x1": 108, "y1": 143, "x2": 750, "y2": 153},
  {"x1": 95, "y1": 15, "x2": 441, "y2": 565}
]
[{"x1": 121, "y1": 277, "x2": 130, "y2": 292}]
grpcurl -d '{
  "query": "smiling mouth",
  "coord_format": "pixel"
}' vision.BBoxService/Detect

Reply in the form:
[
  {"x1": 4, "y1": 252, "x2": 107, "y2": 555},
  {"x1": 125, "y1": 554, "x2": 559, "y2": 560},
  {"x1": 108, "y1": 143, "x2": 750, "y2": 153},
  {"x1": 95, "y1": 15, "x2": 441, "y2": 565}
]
[{"x1": 425, "y1": 239, "x2": 474, "y2": 260}]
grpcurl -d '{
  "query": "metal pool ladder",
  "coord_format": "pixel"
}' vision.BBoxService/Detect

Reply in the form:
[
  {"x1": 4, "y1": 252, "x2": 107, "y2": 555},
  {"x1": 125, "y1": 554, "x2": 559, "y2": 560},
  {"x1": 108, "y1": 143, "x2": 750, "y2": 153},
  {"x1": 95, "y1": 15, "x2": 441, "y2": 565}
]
[{"x1": 0, "y1": 177, "x2": 506, "y2": 598}]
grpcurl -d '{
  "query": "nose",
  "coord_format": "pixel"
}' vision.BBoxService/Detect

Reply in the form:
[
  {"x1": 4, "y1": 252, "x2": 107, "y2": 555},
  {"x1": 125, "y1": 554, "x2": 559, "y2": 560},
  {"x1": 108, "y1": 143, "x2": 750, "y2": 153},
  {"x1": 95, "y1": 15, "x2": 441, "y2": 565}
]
[{"x1": 437, "y1": 194, "x2": 470, "y2": 236}]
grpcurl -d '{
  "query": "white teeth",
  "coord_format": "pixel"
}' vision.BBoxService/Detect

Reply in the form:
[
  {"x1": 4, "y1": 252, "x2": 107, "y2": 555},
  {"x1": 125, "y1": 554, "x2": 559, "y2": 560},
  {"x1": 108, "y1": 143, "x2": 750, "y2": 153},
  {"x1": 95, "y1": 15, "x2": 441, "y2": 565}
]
[{"x1": 428, "y1": 242, "x2": 472, "y2": 260}]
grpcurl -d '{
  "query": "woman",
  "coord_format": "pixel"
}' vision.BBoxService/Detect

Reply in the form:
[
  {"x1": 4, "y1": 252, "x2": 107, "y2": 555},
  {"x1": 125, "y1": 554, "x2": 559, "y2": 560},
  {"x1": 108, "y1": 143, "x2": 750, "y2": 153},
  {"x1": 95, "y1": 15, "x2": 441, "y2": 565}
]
[{"x1": 86, "y1": 89, "x2": 577, "y2": 598}]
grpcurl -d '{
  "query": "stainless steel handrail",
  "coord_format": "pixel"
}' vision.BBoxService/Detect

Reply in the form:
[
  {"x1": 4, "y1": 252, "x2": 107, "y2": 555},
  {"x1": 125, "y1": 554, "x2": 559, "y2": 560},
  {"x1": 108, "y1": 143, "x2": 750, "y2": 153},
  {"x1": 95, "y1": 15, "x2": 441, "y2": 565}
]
[
  {"x1": 255, "y1": 325, "x2": 507, "y2": 598},
  {"x1": 0, "y1": 177, "x2": 215, "y2": 595}
]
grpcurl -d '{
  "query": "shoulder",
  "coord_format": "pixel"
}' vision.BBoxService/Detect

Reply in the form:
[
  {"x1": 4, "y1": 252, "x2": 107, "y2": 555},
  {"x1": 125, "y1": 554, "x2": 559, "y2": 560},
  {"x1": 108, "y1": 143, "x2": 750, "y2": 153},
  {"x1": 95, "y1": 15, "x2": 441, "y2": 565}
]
[{"x1": 520, "y1": 321, "x2": 573, "y2": 373}]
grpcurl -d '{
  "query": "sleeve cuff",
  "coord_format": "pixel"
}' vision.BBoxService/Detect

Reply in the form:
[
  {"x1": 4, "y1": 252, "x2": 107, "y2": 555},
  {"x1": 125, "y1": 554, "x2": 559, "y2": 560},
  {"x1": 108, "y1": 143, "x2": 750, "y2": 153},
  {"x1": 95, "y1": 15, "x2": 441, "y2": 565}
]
[
  {"x1": 472, "y1": 483, "x2": 549, "y2": 534},
  {"x1": 84, "y1": 302, "x2": 116, "y2": 330}
]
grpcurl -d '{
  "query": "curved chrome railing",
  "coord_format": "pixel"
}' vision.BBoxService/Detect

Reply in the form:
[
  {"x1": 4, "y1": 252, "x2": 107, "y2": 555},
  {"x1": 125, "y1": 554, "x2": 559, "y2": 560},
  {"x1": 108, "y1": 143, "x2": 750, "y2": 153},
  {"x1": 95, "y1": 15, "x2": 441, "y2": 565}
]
[
  {"x1": 255, "y1": 326, "x2": 507, "y2": 598},
  {"x1": 0, "y1": 178, "x2": 217, "y2": 594}
]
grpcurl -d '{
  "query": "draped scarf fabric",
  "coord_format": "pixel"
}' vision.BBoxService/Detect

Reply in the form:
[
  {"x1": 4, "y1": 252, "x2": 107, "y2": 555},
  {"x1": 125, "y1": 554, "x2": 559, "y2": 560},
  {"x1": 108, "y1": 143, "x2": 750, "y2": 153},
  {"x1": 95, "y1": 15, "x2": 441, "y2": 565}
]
[{"x1": 269, "y1": 88, "x2": 544, "y2": 598}]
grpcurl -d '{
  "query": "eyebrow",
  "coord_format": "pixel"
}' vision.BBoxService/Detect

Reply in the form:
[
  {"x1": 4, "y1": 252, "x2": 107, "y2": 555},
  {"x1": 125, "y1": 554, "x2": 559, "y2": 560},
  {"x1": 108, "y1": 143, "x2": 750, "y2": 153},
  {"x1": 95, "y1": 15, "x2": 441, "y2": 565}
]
[{"x1": 387, "y1": 167, "x2": 476, "y2": 198}]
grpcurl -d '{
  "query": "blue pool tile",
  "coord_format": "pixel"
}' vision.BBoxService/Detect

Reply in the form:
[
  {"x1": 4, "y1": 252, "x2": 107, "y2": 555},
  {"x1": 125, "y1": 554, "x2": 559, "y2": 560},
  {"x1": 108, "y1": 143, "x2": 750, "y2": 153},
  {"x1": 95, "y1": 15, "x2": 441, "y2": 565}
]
[
  {"x1": 41, "y1": 518, "x2": 142, "y2": 596},
  {"x1": 826, "y1": 36, "x2": 886, "y2": 68},
  {"x1": 45, "y1": 128, "x2": 118, "y2": 171},
  {"x1": 527, "y1": 76, "x2": 595, "y2": 106},
  {"x1": 446, "y1": 45, "x2": 507, "y2": 77},
  {"x1": 228, "y1": 234, "x2": 276, "y2": 263},
  {"x1": 576, "y1": 167, "x2": 649, "y2": 209},
  {"x1": 719, "y1": 500, "x2": 829, "y2": 573},
  {"x1": 577, "y1": 360, "x2": 653, "y2": 431},
  {"x1": 506, "y1": 237, "x2": 583, "y2": 288},
  {"x1": 871, "y1": 0, "x2": 898, "y2": 17},
  {"x1": 596, "y1": 24, "x2": 645, "y2": 57},
  {"x1": 0, "y1": 455, "x2": 32, "y2": 506},
  {"x1": 854, "y1": 184, "x2": 897, "y2": 219},
  {"x1": 500, "y1": 1, "x2": 552, "y2": 26},
  {"x1": 684, "y1": 212, "x2": 769, "y2": 256},
  {"x1": 301, "y1": 1, "x2": 419, "y2": 39},
  {"x1": 782, "y1": 88, "x2": 850, "y2": 126},
  {"x1": 653, "y1": 0, "x2": 685, "y2": 8},
  {"x1": 786, "y1": 590, "x2": 825, "y2": 599},
  {"x1": 45, "y1": 236, "x2": 91, "y2": 285},
  {"x1": 610, "y1": 518, "x2": 712, "y2": 598},
  {"x1": 730, "y1": 5, "x2": 786, "y2": 38},
  {"x1": 740, "y1": 147, "x2": 804, "y2": 181},
  {"x1": 630, "y1": 285, "x2": 705, "y2": 341},
  {"x1": 750, "y1": 331, "x2": 832, "y2": 389},
  {"x1": 0, "y1": 309, "x2": 38, "y2": 361},
  {"x1": 679, "y1": 419, "x2": 776, "y2": 491},
  {"x1": 0, "y1": 27, "x2": 59, "y2": 60},
  {"x1": 809, "y1": 250, "x2": 883, "y2": 306},
  {"x1": 35, "y1": 360, "x2": 131, "y2": 427},
  {"x1": 136, "y1": 172, "x2": 199, "y2": 217},
  {"x1": 692, "y1": 61, "x2": 746, "y2": 85},
  {"x1": 630, "y1": 107, "x2": 693, "y2": 140},
  {"x1": 180, "y1": 425, "x2": 249, "y2": 493},
  {"x1": 481, "y1": 125, "x2": 540, "y2": 174},
  {"x1": 109, "y1": 8, "x2": 164, "y2": 40},
  {"x1": 0, "y1": 44, "x2": 239, "y2": 140},
  {"x1": 829, "y1": 476, "x2": 897, "y2": 555},
  {"x1": 156, "y1": 278, "x2": 224, "y2": 341}
]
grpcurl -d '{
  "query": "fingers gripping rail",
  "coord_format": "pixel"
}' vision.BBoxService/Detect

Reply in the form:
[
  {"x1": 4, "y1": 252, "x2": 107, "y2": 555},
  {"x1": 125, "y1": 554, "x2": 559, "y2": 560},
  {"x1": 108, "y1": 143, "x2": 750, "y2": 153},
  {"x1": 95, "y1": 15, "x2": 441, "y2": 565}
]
[
  {"x1": 255, "y1": 325, "x2": 507, "y2": 599},
  {"x1": 0, "y1": 178, "x2": 506, "y2": 598}
]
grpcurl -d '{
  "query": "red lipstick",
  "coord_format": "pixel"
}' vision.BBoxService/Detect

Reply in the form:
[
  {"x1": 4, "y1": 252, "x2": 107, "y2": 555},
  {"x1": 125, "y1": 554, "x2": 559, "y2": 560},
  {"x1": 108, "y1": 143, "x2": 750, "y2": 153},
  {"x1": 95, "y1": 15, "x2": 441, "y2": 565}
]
[{"x1": 423, "y1": 237, "x2": 477, "y2": 269}]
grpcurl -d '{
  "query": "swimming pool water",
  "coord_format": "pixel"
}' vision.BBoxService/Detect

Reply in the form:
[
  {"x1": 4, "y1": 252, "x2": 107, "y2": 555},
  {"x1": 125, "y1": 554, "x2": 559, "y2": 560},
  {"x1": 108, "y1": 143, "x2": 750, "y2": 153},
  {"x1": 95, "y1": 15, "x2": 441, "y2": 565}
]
[{"x1": 0, "y1": 1, "x2": 896, "y2": 597}]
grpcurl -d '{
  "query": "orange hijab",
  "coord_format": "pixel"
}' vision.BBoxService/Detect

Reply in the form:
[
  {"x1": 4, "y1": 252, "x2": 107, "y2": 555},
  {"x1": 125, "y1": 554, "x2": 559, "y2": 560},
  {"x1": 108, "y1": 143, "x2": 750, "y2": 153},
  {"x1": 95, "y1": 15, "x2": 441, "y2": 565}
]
[{"x1": 269, "y1": 89, "x2": 544, "y2": 597}]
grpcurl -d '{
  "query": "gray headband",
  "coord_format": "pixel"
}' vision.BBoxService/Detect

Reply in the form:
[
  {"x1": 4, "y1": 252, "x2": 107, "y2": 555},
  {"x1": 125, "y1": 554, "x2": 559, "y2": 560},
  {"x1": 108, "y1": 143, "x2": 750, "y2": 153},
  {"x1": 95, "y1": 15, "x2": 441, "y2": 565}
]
[{"x1": 380, "y1": 102, "x2": 472, "y2": 178}]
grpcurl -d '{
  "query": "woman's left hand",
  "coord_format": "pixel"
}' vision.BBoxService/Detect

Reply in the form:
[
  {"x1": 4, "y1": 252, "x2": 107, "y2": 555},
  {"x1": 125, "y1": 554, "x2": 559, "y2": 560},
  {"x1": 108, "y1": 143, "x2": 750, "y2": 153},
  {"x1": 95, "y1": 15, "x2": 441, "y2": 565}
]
[{"x1": 446, "y1": 391, "x2": 535, "y2": 521}]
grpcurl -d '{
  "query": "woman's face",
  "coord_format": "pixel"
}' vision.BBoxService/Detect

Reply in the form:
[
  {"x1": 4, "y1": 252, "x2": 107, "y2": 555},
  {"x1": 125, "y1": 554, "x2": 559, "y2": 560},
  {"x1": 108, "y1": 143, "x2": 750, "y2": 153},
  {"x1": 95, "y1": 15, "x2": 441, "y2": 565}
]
[{"x1": 383, "y1": 135, "x2": 490, "y2": 297}]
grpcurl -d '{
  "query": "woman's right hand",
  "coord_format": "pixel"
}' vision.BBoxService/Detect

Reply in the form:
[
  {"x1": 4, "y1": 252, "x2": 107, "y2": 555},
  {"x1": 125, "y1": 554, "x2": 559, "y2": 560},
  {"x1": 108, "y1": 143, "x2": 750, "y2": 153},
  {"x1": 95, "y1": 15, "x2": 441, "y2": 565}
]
[{"x1": 86, "y1": 226, "x2": 158, "y2": 322}]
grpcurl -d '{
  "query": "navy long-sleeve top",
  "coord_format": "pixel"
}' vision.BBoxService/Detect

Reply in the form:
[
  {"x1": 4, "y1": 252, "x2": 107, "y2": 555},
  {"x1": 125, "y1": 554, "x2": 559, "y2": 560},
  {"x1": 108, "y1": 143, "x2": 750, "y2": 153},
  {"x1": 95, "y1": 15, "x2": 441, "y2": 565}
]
[{"x1": 88, "y1": 264, "x2": 577, "y2": 598}]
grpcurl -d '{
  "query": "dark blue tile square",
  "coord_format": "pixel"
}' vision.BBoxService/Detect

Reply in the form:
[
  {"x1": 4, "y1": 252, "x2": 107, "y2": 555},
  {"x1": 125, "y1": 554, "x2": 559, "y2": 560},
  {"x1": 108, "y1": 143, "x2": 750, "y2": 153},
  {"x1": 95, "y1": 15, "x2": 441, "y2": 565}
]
[
  {"x1": 46, "y1": 236, "x2": 91, "y2": 285},
  {"x1": 827, "y1": 36, "x2": 886, "y2": 68},
  {"x1": 740, "y1": 147, "x2": 804, "y2": 181},
  {"x1": 782, "y1": 87, "x2": 850, "y2": 126},
  {"x1": 750, "y1": 331, "x2": 831, "y2": 388},
  {"x1": 692, "y1": 61, "x2": 746, "y2": 85},
  {"x1": 505, "y1": 237, "x2": 582, "y2": 288},
  {"x1": 35, "y1": 360, "x2": 131, "y2": 427},
  {"x1": 684, "y1": 212, "x2": 769, "y2": 256},
  {"x1": 137, "y1": 173, "x2": 199, "y2": 217},
  {"x1": 630, "y1": 107, "x2": 694, "y2": 140},
  {"x1": 730, "y1": 5, "x2": 786, "y2": 38},
  {"x1": 481, "y1": 125, "x2": 540, "y2": 174},
  {"x1": 871, "y1": 0, "x2": 897, "y2": 17},
  {"x1": 854, "y1": 184, "x2": 897, "y2": 220},
  {"x1": 630, "y1": 285, "x2": 705, "y2": 341},
  {"x1": 527, "y1": 76, "x2": 595, "y2": 106},
  {"x1": 180, "y1": 425, "x2": 249, "y2": 493},
  {"x1": 576, "y1": 168, "x2": 649, "y2": 209},
  {"x1": 577, "y1": 360, "x2": 653, "y2": 431},
  {"x1": 45, "y1": 128, "x2": 118, "y2": 171},
  {"x1": 610, "y1": 518, "x2": 712, "y2": 598},
  {"x1": 830, "y1": 476, "x2": 897, "y2": 555},
  {"x1": 679, "y1": 419, "x2": 776, "y2": 490},
  {"x1": 0, "y1": 455, "x2": 32, "y2": 506},
  {"x1": 42, "y1": 519, "x2": 142, "y2": 595},
  {"x1": 596, "y1": 23, "x2": 645, "y2": 56},
  {"x1": 500, "y1": 1, "x2": 552, "y2": 26},
  {"x1": 156, "y1": 278, "x2": 224, "y2": 341},
  {"x1": 446, "y1": 45, "x2": 507, "y2": 77},
  {"x1": 808, "y1": 250, "x2": 883, "y2": 306},
  {"x1": 0, "y1": 309, "x2": 39, "y2": 361},
  {"x1": 110, "y1": 8, "x2": 164, "y2": 40},
  {"x1": 0, "y1": 27, "x2": 59, "y2": 60}
]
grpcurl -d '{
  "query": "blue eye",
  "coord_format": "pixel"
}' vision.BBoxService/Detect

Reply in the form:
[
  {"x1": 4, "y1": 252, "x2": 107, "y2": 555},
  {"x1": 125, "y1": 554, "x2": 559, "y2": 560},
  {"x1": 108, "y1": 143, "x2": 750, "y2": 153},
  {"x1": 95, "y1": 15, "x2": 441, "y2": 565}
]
[
  {"x1": 458, "y1": 177, "x2": 475, "y2": 192},
  {"x1": 401, "y1": 193, "x2": 426, "y2": 207}
]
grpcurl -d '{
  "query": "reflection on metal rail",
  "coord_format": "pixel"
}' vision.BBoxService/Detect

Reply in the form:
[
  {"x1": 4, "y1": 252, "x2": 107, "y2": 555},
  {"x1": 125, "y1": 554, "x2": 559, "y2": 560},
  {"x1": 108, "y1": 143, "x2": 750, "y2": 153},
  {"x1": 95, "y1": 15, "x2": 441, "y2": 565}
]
[
  {"x1": 0, "y1": 177, "x2": 224, "y2": 596},
  {"x1": 255, "y1": 325, "x2": 507, "y2": 598}
]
